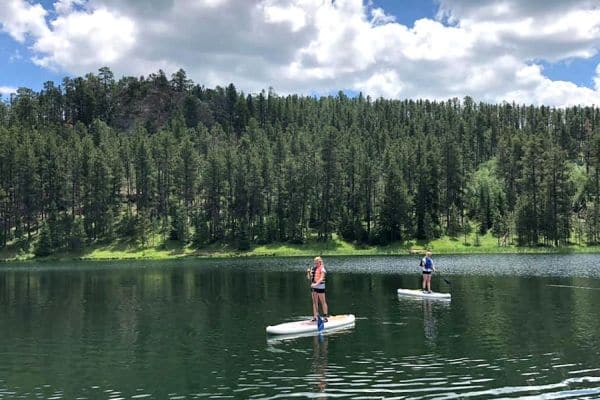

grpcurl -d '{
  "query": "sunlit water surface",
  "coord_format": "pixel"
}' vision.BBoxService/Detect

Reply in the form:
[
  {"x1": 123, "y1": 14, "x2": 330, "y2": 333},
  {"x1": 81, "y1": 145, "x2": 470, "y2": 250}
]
[{"x1": 1, "y1": 254, "x2": 599, "y2": 399}]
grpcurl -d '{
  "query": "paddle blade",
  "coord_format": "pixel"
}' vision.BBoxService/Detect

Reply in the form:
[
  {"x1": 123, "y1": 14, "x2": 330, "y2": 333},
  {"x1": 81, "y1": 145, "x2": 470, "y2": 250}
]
[{"x1": 317, "y1": 315, "x2": 325, "y2": 332}]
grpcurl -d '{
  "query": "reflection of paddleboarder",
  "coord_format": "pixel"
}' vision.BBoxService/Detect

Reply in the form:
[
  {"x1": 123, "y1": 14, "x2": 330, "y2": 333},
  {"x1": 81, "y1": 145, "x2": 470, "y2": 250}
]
[
  {"x1": 307, "y1": 256, "x2": 329, "y2": 322},
  {"x1": 423, "y1": 299, "x2": 437, "y2": 344},
  {"x1": 312, "y1": 334, "x2": 328, "y2": 395}
]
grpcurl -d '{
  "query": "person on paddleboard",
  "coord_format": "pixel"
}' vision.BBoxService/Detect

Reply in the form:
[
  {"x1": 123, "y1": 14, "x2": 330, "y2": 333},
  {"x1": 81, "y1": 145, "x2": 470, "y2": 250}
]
[
  {"x1": 420, "y1": 251, "x2": 435, "y2": 293},
  {"x1": 307, "y1": 256, "x2": 329, "y2": 322}
]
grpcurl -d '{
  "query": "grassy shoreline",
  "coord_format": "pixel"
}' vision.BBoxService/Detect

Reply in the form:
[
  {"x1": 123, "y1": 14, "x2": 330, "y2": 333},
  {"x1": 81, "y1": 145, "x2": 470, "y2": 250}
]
[{"x1": 2, "y1": 232, "x2": 600, "y2": 263}]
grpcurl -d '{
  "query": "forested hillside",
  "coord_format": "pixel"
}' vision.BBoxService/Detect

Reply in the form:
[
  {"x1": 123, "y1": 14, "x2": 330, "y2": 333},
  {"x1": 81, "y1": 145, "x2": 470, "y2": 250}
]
[{"x1": 1, "y1": 68, "x2": 599, "y2": 256}]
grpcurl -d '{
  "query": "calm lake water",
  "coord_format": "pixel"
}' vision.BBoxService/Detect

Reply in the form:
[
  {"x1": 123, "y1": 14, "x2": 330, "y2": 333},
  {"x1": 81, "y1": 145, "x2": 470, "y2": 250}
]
[{"x1": 1, "y1": 254, "x2": 600, "y2": 399}]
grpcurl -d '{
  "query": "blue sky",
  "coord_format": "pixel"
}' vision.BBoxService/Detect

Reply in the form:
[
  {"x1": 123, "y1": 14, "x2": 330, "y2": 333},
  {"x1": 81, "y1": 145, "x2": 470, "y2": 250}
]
[
  {"x1": 540, "y1": 57, "x2": 600, "y2": 89},
  {"x1": 1, "y1": 36, "x2": 61, "y2": 92},
  {"x1": 0, "y1": 0, "x2": 599, "y2": 106},
  {"x1": 0, "y1": 0, "x2": 65, "y2": 93},
  {"x1": 372, "y1": 0, "x2": 436, "y2": 27}
]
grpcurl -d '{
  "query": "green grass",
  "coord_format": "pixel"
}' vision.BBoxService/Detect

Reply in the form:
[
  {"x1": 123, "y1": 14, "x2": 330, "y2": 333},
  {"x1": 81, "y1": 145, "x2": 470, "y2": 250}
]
[
  {"x1": 3, "y1": 231, "x2": 600, "y2": 263},
  {"x1": 425, "y1": 231, "x2": 600, "y2": 254}
]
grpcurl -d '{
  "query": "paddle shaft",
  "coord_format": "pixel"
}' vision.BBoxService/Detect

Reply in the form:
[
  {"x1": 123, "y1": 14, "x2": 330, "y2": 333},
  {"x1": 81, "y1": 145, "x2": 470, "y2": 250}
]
[{"x1": 436, "y1": 267, "x2": 451, "y2": 285}]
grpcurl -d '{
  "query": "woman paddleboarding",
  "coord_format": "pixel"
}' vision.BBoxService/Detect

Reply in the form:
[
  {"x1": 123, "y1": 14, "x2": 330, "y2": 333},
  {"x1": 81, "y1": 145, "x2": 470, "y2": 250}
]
[
  {"x1": 307, "y1": 256, "x2": 329, "y2": 322},
  {"x1": 420, "y1": 251, "x2": 435, "y2": 293}
]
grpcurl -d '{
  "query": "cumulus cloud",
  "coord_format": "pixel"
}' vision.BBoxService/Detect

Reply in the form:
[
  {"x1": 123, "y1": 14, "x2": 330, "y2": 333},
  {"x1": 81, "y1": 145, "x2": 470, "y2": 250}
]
[
  {"x1": 0, "y1": 0, "x2": 49, "y2": 42},
  {"x1": 0, "y1": 86, "x2": 17, "y2": 97},
  {"x1": 0, "y1": 0, "x2": 600, "y2": 106},
  {"x1": 31, "y1": 7, "x2": 136, "y2": 71},
  {"x1": 54, "y1": 0, "x2": 86, "y2": 15},
  {"x1": 437, "y1": 0, "x2": 599, "y2": 22},
  {"x1": 370, "y1": 7, "x2": 395, "y2": 25}
]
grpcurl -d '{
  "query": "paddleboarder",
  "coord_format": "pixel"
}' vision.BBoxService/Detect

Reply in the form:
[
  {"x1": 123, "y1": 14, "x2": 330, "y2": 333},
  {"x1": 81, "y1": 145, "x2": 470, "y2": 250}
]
[
  {"x1": 421, "y1": 251, "x2": 435, "y2": 293},
  {"x1": 307, "y1": 256, "x2": 329, "y2": 322}
]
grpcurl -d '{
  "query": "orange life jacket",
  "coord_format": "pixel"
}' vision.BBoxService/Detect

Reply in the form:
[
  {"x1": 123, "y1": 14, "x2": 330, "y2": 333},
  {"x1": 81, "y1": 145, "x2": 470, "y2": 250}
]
[{"x1": 312, "y1": 265, "x2": 326, "y2": 288}]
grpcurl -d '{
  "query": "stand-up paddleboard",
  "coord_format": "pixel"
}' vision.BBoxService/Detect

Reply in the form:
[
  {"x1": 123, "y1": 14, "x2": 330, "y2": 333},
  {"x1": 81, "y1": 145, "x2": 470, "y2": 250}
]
[
  {"x1": 397, "y1": 288, "x2": 451, "y2": 300},
  {"x1": 267, "y1": 326, "x2": 354, "y2": 343},
  {"x1": 266, "y1": 314, "x2": 355, "y2": 335}
]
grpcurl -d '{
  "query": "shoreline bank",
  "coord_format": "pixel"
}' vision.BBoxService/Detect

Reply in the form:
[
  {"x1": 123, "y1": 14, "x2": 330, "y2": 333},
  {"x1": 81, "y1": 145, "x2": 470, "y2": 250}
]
[{"x1": 2, "y1": 235, "x2": 599, "y2": 263}]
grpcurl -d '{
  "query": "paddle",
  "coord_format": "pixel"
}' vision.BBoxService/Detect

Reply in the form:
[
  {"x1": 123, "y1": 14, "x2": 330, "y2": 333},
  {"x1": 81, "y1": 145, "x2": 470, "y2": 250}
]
[
  {"x1": 440, "y1": 275, "x2": 452, "y2": 285},
  {"x1": 317, "y1": 314, "x2": 325, "y2": 332},
  {"x1": 435, "y1": 266, "x2": 451, "y2": 285}
]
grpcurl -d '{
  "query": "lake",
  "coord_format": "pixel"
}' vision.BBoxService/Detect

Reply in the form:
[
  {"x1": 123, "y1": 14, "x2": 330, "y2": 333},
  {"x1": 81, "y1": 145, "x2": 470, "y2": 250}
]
[{"x1": 1, "y1": 254, "x2": 599, "y2": 399}]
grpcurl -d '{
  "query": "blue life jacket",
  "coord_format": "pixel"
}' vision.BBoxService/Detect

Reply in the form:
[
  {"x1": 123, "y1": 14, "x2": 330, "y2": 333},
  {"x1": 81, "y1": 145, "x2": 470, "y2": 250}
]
[{"x1": 423, "y1": 257, "x2": 433, "y2": 272}]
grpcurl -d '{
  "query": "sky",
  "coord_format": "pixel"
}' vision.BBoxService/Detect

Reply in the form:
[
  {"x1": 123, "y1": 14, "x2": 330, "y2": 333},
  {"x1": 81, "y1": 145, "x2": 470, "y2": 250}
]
[{"x1": 0, "y1": 0, "x2": 599, "y2": 107}]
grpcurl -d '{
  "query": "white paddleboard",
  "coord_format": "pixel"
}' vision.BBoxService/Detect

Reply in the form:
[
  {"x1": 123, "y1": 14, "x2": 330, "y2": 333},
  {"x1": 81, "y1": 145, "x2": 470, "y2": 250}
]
[
  {"x1": 266, "y1": 314, "x2": 355, "y2": 335},
  {"x1": 397, "y1": 288, "x2": 451, "y2": 300},
  {"x1": 267, "y1": 327, "x2": 354, "y2": 343}
]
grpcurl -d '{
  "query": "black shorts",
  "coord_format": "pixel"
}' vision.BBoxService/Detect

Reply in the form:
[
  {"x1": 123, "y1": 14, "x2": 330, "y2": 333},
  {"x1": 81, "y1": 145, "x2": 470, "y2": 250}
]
[
  {"x1": 422, "y1": 271, "x2": 432, "y2": 275},
  {"x1": 312, "y1": 288, "x2": 326, "y2": 294}
]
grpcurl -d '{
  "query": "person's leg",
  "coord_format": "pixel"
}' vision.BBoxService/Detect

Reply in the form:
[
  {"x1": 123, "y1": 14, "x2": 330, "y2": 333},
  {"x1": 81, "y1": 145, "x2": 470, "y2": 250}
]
[
  {"x1": 318, "y1": 292, "x2": 329, "y2": 320},
  {"x1": 426, "y1": 275, "x2": 432, "y2": 292},
  {"x1": 311, "y1": 290, "x2": 318, "y2": 320},
  {"x1": 422, "y1": 273, "x2": 426, "y2": 291}
]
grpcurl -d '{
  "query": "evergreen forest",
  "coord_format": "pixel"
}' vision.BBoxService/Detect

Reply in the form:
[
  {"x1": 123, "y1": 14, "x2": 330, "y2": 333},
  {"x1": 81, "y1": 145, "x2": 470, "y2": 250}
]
[{"x1": 1, "y1": 67, "x2": 600, "y2": 256}]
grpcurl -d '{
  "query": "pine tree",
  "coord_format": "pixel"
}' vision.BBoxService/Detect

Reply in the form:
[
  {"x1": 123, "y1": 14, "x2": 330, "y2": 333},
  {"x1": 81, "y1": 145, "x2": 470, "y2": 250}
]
[
  {"x1": 176, "y1": 136, "x2": 199, "y2": 209},
  {"x1": 318, "y1": 127, "x2": 339, "y2": 240},
  {"x1": 136, "y1": 210, "x2": 152, "y2": 247},
  {"x1": 69, "y1": 217, "x2": 86, "y2": 252},
  {"x1": 16, "y1": 131, "x2": 40, "y2": 241},
  {"x1": 515, "y1": 136, "x2": 544, "y2": 245},
  {"x1": 586, "y1": 130, "x2": 600, "y2": 243},
  {"x1": 203, "y1": 131, "x2": 225, "y2": 241},
  {"x1": 169, "y1": 203, "x2": 189, "y2": 243},
  {"x1": 192, "y1": 210, "x2": 210, "y2": 247},
  {"x1": 375, "y1": 146, "x2": 410, "y2": 244},
  {"x1": 134, "y1": 131, "x2": 156, "y2": 213},
  {"x1": 34, "y1": 222, "x2": 53, "y2": 257},
  {"x1": 541, "y1": 146, "x2": 574, "y2": 246},
  {"x1": 0, "y1": 187, "x2": 6, "y2": 248},
  {"x1": 442, "y1": 132, "x2": 464, "y2": 233}
]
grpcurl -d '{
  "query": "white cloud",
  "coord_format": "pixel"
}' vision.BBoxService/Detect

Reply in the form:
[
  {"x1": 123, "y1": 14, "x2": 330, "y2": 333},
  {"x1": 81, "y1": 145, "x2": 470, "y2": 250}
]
[
  {"x1": 0, "y1": 86, "x2": 17, "y2": 97},
  {"x1": 356, "y1": 70, "x2": 403, "y2": 98},
  {"x1": 370, "y1": 7, "x2": 395, "y2": 25},
  {"x1": 0, "y1": 0, "x2": 49, "y2": 42},
  {"x1": 437, "y1": 0, "x2": 599, "y2": 22},
  {"x1": 263, "y1": 3, "x2": 307, "y2": 32},
  {"x1": 54, "y1": 0, "x2": 86, "y2": 15},
  {"x1": 1, "y1": 0, "x2": 600, "y2": 106},
  {"x1": 31, "y1": 7, "x2": 136, "y2": 71}
]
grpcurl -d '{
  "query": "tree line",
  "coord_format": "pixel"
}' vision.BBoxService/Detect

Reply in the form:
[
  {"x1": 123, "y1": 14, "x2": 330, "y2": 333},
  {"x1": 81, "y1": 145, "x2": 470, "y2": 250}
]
[{"x1": 1, "y1": 67, "x2": 599, "y2": 256}]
